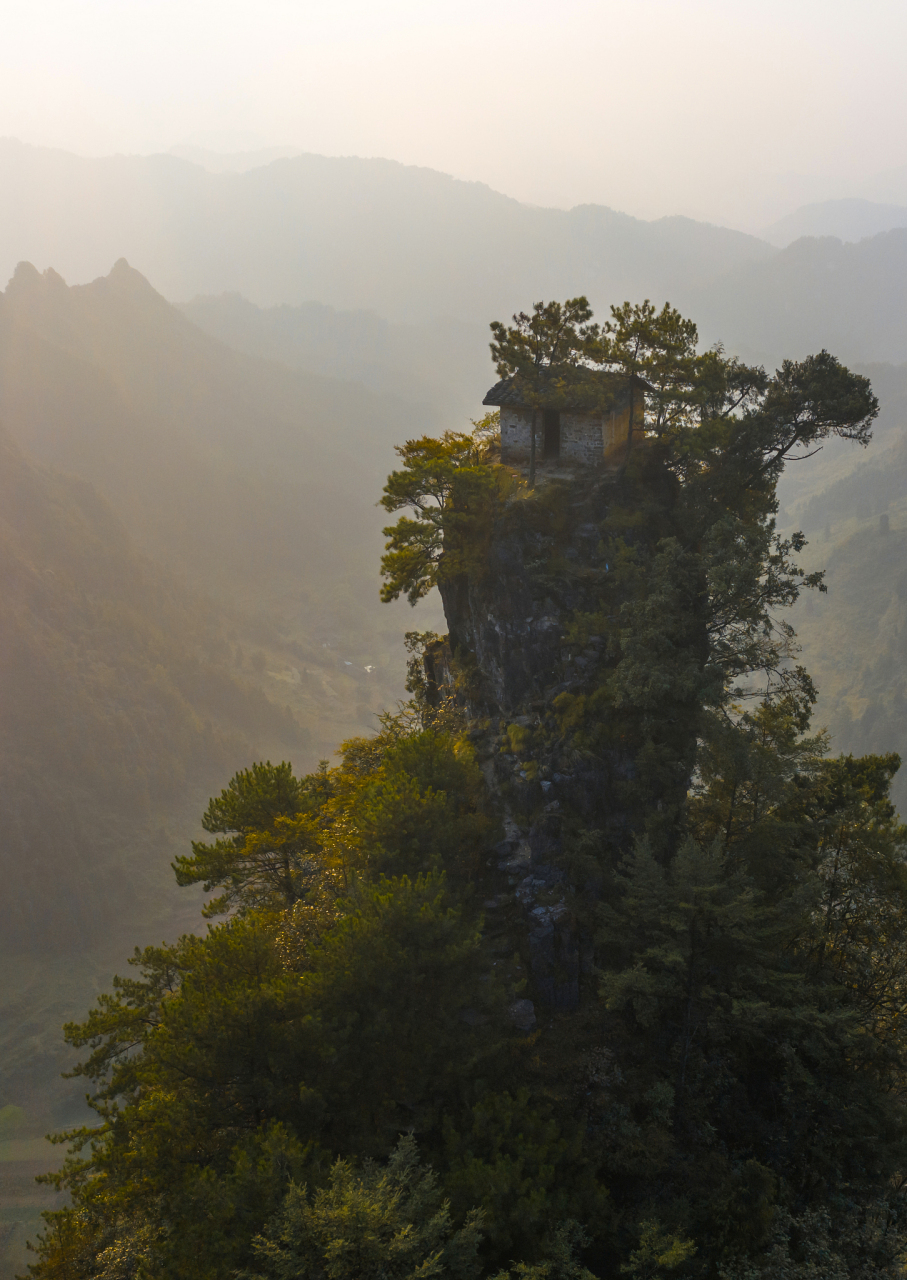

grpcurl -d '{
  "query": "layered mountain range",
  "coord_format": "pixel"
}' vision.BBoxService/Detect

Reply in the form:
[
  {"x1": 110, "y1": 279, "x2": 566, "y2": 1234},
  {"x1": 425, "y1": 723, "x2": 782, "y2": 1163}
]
[{"x1": 4, "y1": 139, "x2": 907, "y2": 370}]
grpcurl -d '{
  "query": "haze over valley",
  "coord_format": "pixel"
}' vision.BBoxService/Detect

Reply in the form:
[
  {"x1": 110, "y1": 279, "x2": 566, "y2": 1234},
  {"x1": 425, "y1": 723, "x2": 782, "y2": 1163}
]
[{"x1": 4, "y1": 4, "x2": 907, "y2": 1273}]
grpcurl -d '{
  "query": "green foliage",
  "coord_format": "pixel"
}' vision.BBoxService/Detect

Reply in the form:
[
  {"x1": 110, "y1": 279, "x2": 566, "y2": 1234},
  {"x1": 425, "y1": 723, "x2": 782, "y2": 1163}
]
[
  {"x1": 325, "y1": 726, "x2": 493, "y2": 891},
  {"x1": 620, "y1": 1221, "x2": 696, "y2": 1279},
  {"x1": 247, "y1": 1134, "x2": 484, "y2": 1280},
  {"x1": 300, "y1": 872, "x2": 497, "y2": 1151},
  {"x1": 443, "y1": 1091, "x2": 608, "y2": 1261},
  {"x1": 593, "y1": 814, "x2": 907, "y2": 1267},
  {"x1": 29, "y1": 722, "x2": 509, "y2": 1279},
  {"x1": 505, "y1": 723, "x2": 533, "y2": 756},
  {"x1": 490, "y1": 1221, "x2": 598, "y2": 1280},
  {"x1": 379, "y1": 431, "x2": 507, "y2": 606},
  {"x1": 26, "y1": 296, "x2": 907, "y2": 1280},
  {"x1": 489, "y1": 300, "x2": 597, "y2": 388},
  {"x1": 172, "y1": 761, "x2": 331, "y2": 915},
  {"x1": 689, "y1": 697, "x2": 829, "y2": 889},
  {"x1": 199, "y1": 760, "x2": 308, "y2": 835},
  {"x1": 32, "y1": 876, "x2": 496, "y2": 1277}
]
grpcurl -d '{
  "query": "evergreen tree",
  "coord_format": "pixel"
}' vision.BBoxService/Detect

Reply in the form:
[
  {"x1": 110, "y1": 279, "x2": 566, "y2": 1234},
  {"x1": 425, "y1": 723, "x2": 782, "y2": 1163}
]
[
  {"x1": 246, "y1": 1135, "x2": 484, "y2": 1280},
  {"x1": 172, "y1": 760, "x2": 333, "y2": 915}
]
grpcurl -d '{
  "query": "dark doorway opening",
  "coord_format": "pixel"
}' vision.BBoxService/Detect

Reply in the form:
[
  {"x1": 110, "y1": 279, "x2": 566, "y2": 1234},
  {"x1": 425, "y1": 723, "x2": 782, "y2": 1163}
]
[{"x1": 543, "y1": 409, "x2": 560, "y2": 459}]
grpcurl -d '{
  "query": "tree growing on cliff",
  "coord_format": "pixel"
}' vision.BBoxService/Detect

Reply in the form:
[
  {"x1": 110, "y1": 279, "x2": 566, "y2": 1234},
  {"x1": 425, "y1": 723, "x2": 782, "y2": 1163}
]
[
  {"x1": 379, "y1": 426, "x2": 507, "y2": 606},
  {"x1": 172, "y1": 761, "x2": 332, "y2": 916},
  {"x1": 32, "y1": 727, "x2": 506, "y2": 1279}
]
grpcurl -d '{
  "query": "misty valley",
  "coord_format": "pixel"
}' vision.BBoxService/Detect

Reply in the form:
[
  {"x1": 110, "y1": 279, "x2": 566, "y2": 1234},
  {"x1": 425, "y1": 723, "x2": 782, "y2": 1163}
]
[{"x1": 4, "y1": 144, "x2": 907, "y2": 1278}]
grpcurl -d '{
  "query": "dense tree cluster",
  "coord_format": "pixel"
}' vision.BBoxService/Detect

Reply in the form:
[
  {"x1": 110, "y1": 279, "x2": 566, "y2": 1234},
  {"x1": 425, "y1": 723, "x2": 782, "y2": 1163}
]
[{"x1": 28, "y1": 301, "x2": 907, "y2": 1278}]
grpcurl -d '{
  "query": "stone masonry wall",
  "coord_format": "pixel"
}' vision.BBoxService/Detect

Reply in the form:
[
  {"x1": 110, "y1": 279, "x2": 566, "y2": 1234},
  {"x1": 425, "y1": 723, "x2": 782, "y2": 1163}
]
[
  {"x1": 500, "y1": 405, "x2": 607, "y2": 466},
  {"x1": 560, "y1": 411, "x2": 604, "y2": 465},
  {"x1": 499, "y1": 402, "x2": 638, "y2": 467},
  {"x1": 499, "y1": 406, "x2": 535, "y2": 464}
]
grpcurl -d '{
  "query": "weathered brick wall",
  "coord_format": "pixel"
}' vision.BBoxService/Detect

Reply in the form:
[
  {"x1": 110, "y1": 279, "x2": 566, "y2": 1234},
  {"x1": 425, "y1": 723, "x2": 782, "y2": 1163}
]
[
  {"x1": 499, "y1": 403, "x2": 643, "y2": 467},
  {"x1": 498, "y1": 390, "x2": 643, "y2": 468},
  {"x1": 560, "y1": 411, "x2": 604, "y2": 465},
  {"x1": 500, "y1": 407, "x2": 535, "y2": 463},
  {"x1": 501, "y1": 406, "x2": 607, "y2": 465}
]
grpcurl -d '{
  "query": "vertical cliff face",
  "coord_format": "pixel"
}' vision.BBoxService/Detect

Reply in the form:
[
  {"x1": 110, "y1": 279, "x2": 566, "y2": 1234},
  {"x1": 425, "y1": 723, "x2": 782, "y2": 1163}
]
[
  {"x1": 430, "y1": 466, "x2": 699, "y2": 1013},
  {"x1": 427, "y1": 471, "x2": 629, "y2": 1008},
  {"x1": 439, "y1": 473, "x2": 616, "y2": 715}
]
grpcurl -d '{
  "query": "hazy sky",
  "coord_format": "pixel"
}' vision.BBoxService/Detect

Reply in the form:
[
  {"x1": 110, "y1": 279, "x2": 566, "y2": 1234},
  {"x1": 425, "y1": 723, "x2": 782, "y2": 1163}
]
[{"x1": 3, "y1": 0, "x2": 907, "y2": 229}]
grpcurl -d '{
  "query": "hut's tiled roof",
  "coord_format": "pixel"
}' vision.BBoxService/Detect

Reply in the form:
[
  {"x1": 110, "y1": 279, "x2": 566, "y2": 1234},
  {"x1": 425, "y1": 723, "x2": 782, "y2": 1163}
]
[
  {"x1": 483, "y1": 373, "x2": 651, "y2": 409},
  {"x1": 482, "y1": 378, "x2": 528, "y2": 407}
]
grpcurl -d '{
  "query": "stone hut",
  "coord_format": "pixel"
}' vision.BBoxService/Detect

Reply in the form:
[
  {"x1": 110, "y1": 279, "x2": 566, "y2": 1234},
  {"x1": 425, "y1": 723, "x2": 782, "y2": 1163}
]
[{"x1": 483, "y1": 374, "x2": 648, "y2": 468}]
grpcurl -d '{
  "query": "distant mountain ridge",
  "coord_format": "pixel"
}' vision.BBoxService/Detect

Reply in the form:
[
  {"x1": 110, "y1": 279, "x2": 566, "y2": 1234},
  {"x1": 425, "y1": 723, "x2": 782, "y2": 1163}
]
[
  {"x1": 0, "y1": 138, "x2": 773, "y2": 321},
  {"x1": 0, "y1": 258, "x2": 422, "y2": 599},
  {"x1": 693, "y1": 229, "x2": 907, "y2": 365},
  {"x1": 168, "y1": 144, "x2": 304, "y2": 172},
  {"x1": 762, "y1": 197, "x2": 907, "y2": 247},
  {"x1": 5, "y1": 139, "x2": 907, "y2": 369},
  {"x1": 178, "y1": 292, "x2": 490, "y2": 413}
]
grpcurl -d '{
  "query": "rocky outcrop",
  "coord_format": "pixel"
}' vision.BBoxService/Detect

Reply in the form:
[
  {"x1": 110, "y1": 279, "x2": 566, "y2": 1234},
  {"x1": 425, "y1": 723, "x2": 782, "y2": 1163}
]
[
  {"x1": 429, "y1": 461, "x2": 700, "y2": 1011},
  {"x1": 437, "y1": 476, "x2": 617, "y2": 716},
  {"x1": 430, "y1": 472, "x2": 630, "y2": 1013}
]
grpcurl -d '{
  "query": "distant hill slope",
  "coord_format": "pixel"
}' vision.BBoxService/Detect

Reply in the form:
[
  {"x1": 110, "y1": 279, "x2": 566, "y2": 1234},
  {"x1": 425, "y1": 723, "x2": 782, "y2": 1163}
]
[
  {"x1": 0, "y1": 260, "x2": 446, "y2": 640},
  {"x1": 761, "y1": 198, "x2": 907, "y2": 247},
  {"x1": 0, "y1": 140, "x2": 772, "y2": 321},
  {"x1": 768, "y1": 365, "x2": 907, "y2": 811},
  {"x1": 0, "y1": 425, "x2": 317, "y2": 1244},
  {"x1": 694, "y1": 230, "x2": 907, "y2": 365},
  {"x1": 791, "y1": 500, "x2": 907, "y2": 814},
  {"x1": 0, "y1": 424, "x2": 304, "y2": 958},
  {"x1": 178, "y1": 292, "x2": 490, "y2": 413}
]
